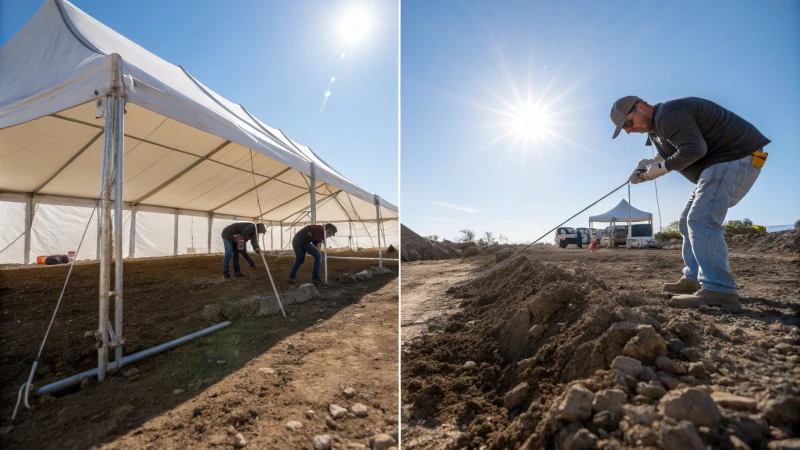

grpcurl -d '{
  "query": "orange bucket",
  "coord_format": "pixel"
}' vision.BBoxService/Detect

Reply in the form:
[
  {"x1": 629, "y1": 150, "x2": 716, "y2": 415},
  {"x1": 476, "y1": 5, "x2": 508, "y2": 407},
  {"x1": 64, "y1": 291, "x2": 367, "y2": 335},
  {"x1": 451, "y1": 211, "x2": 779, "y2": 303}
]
[{"x1": 36, "y1": 255, "x2": 47, "y2": 264}]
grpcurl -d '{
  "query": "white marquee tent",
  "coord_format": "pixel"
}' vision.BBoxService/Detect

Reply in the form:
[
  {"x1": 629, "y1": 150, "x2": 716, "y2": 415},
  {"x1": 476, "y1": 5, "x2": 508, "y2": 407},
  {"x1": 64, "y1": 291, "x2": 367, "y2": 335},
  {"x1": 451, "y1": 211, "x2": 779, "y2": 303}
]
[
  {"x1": 588, "y1": 199, "x2": 652, "y2": 248},
  {"x1": 0, "y1": 0, "x2": 398, "y2": 266},
  {"x1": 0, "y1": 0, "x2": 398, "y2": 395}
]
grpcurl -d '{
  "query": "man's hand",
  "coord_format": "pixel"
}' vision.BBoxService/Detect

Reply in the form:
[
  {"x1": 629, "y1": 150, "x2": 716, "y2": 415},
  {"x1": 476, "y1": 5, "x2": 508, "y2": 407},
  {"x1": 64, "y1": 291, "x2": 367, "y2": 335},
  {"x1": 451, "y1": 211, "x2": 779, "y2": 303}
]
[
  {"x1": 254, "y1": 248, "x2": 262, "y2": 255},
  {"x1": 642, "y1": 161, "x2": 669, "y2": 181},
  {"x1": 629, "y1": 159, "x2": 653, "y2": 184}
]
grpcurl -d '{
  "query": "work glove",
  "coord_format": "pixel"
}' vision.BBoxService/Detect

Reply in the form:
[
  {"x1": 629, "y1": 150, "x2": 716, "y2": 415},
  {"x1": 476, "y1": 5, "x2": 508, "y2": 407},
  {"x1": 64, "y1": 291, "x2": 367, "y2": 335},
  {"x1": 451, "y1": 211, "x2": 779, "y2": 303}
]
[
  {"x1": 641, "y1": 161, "x2": 669, "y2": 181},
  {"x1": 629, "y1": 159, "x2": 654, "y2": 184}
]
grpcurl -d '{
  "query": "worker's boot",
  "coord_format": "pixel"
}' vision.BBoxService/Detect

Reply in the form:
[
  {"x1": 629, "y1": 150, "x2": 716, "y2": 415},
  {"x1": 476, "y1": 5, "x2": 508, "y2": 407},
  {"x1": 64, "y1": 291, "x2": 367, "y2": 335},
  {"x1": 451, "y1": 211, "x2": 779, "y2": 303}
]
[
  {"x1": 223, "y1": 272, "x2": 232, "y2": 280},
  {"x1": 287, "y1": 278, "x2": 297, "y2": 285},
  {"x1": 670, "y1": 289, "x2": 742, "y2": 313},
  {"x1": 233, "y1": 272, "x2": 249, "y2": 279},
  {"x1": 662, "y1": 278, "x2": 701, "y2": 294}
]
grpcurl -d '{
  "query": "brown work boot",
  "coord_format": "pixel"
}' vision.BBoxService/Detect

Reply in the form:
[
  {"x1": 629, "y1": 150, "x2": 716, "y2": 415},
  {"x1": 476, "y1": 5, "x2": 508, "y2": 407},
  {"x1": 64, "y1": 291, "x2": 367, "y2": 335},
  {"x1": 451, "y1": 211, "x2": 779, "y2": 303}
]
[
  {"x1": 663, "y1": 278, "x2": 701, "y2": 294},
  {"x1": 670, "y1": 289, "x2": 741, "y2": 312}
]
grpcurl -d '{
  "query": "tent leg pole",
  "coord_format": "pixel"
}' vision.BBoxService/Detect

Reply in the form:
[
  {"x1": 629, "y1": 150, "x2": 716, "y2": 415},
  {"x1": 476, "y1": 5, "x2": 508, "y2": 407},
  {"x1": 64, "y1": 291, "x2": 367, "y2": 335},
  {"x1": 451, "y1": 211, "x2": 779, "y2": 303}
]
[
  {"x1": 310, "y1": 164, "x2": 316, "y2": 225},
  {"x1": 129, "y1": 207, "x2": 136, "y2": 258},
  {"x1": 207, "y1": 214, "x2": 213, "y2": 254},
  {"x1": 98, "y1": 94, "x2": 119, "y2": 382},
  {"x1": 324, "y1": 228, "x2": 328, "y2": 283},
  {"x1": 280, "y1": 221, "x2": 284, "y2": 252},
  {"x1": 23, "y1": 194, "x2": 33, "y2": 265},
  {"x1": 173, "y1": 211, "x2": 179, "y2": 256},
  {"x1": 113, "y1": 97, "x2": 125, "y2": 366},
  {"x1": 374, "y1": 195, "x2": 382, "y2": 267}
]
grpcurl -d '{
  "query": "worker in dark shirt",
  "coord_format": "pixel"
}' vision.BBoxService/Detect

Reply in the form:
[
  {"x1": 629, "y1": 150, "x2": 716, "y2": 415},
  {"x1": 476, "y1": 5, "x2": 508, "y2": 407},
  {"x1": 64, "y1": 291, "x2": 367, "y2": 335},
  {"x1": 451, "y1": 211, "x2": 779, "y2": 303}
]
[
  {"x1": 611, "y1": 96, "x2": 770, "y2": 312},
  {"x1": 221, "y1": 222, "x2": 266, "y2": 279},
  {"x1": 288, "y1": 223, "x2": 337, "y2": 284}
]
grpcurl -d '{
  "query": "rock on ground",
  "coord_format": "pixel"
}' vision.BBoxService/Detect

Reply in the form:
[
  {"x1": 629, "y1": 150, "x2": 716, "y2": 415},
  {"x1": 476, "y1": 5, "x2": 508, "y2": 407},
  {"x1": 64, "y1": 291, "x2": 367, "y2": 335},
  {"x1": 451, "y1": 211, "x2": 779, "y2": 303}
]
[
  {"x1": 504, "y1": 382, "x2": 530, "y2": 410},
  {"x1": 659, "y1": 387, "x2": 721, "y2": 427},
  {"x1": 660, "y1": 420, "x2": 704, "y2": 450},
  {"x1": 557, "y1": 385, "x2": 594, "y2": 422},
  {"x1": 313, "y1": 435, "x2": 332, "y2": 450}
]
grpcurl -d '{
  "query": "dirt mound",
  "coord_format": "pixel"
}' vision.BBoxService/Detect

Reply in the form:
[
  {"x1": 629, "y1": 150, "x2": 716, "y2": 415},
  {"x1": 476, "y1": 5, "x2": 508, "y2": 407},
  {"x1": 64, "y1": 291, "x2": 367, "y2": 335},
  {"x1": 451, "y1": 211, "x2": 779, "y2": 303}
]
[
  {"x1": 401, "y1": 224, "x2": 461, "y2": 261},
  {"x1": 402, "y1": 255, "x2": 800, "y2": 449},
  {"x1": 727, "y1": 229, "x2": 799, "y2": 255}
]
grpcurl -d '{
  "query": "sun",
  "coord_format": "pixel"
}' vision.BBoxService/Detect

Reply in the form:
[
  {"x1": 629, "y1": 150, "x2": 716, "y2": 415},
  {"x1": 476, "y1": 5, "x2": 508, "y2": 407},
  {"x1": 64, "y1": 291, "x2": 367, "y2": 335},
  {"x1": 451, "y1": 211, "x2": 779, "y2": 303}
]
[
  {"x1": 511, "y1": 104, "x2": 551, "y2": 139},
  {"x1": 338, "y1": 7, "x2": 371, "y2": 45}
]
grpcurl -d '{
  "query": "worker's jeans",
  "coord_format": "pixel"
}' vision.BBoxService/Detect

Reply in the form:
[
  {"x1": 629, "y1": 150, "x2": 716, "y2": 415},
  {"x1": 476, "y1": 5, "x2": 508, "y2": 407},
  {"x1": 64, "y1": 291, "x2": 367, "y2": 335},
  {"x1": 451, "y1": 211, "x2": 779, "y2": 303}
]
[
  {"x1": 679, "y1": 155, "x2": 761, "y2": 294},
  {"x1": 222, "y1": 238, "x2": 254, "y2": 275},
  {"x1": 289, "y1": 241, "x2": 321, "y2": 281}
]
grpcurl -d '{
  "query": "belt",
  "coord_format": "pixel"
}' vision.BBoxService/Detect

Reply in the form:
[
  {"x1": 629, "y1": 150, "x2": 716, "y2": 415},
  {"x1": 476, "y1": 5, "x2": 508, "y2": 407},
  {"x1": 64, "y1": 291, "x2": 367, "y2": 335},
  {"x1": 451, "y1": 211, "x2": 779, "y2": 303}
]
[{"x1": 752, "y1": 149, "x2": 768, "y2": 168}]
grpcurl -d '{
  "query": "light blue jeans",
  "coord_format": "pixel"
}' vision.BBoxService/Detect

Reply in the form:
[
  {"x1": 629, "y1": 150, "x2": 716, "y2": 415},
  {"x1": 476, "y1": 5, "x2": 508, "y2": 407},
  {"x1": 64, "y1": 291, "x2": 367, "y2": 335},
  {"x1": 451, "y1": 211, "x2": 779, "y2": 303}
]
[{"x1": 679, "y1": 154, "x2": 761, "y2": 294}]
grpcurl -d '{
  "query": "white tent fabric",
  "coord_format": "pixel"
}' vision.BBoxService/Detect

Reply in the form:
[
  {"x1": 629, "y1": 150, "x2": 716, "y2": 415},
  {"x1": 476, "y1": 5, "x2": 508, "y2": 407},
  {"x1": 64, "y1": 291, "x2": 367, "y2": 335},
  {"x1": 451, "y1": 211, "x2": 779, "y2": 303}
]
[
  {"x1": 0, "y1": 0, "x2": 397, "y2": 264},
  {"x1": 589, "y1": 199, "x2": 652, "y2": 223}
]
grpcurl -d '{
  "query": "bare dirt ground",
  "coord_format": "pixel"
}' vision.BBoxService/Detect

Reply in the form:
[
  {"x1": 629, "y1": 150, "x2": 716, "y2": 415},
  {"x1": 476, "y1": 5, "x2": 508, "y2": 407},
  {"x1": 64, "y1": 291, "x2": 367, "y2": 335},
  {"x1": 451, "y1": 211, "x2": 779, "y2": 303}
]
[
  {"x1": 401, "y1": 240, "x2": 800, "y2": 449},
  {"x1": 0, "y1": 250, "x2": 399, "y2": 449}
]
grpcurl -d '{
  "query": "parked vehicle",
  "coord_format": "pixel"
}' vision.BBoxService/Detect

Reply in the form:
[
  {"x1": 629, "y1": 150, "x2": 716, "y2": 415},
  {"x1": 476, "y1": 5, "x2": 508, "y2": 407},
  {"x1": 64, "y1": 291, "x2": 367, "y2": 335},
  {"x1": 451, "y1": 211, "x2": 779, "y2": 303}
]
[
  {"x1": 599, "y1": 224, "x2": 661, "y2": 248},
  {"x1": 555, "y1": 227, "x2": 583, "y2": 248},
  {"x1": 576, "y1": 227, "x2": 596, "y2": 245}
]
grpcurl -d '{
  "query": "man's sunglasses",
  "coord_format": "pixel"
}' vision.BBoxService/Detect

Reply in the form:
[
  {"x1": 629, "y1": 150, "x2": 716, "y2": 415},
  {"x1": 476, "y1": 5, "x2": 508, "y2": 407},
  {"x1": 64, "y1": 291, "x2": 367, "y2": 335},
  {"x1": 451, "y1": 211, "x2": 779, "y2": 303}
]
[{"x1": 622, "y1": 101, "x2": 640, "y2": 129}]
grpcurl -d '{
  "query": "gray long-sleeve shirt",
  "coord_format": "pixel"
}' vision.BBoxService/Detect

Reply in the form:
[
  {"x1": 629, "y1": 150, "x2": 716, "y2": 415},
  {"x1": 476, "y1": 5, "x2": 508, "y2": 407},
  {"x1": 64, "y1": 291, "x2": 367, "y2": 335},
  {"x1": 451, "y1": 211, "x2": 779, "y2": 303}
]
[{"x1": 646, "y1": 97, "x2": 770, "y2": 184}]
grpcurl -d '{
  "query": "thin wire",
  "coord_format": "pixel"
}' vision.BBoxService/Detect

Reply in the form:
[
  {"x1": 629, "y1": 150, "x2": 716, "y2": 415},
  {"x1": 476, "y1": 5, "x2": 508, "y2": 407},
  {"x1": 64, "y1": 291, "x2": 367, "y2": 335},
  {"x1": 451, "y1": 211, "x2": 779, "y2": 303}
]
[
  {"x1": 459, "y1": 180, "x2": 630, "y2": 286},
  {"x1": 13, "y1": 204, "x2": 97, "y2": 420}
]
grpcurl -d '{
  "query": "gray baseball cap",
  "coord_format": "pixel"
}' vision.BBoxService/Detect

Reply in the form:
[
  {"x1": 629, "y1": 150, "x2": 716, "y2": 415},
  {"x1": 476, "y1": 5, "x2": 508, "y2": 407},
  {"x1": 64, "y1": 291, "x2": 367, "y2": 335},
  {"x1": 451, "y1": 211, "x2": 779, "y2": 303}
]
[{"x1": 610, "y1": 95, "x2": 642, "y2": 139}]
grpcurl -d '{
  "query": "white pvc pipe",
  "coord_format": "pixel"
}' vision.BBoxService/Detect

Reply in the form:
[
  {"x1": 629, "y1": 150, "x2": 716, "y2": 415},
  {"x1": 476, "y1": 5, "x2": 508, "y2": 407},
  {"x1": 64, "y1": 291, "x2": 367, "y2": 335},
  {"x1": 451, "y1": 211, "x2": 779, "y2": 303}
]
[
  {"x1": 35, "y1": 321, "x2": 232, "y2": 396},
  {"x1": 326, "y1": 256, "x2": 399, "y2": 262}
]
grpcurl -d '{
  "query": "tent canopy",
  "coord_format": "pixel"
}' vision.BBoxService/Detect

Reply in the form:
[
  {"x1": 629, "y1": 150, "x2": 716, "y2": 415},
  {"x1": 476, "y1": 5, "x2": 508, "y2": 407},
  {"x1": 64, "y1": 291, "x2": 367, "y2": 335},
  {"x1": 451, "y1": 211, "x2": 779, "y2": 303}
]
[
  {"x1": 589, "y1": 199, "x2": 652, "y2": 223},
  {"x1": 0, "y1": 0, "x2": 397, "y2": 224}
]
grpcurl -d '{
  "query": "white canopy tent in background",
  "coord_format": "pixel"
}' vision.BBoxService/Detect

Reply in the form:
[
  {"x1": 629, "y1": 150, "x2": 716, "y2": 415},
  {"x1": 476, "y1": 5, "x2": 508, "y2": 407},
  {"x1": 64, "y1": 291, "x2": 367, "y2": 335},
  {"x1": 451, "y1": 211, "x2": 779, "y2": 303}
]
[
  {"x1": 588, "y1": 199, "x2": 653, "y2": 248},
  {"x1": 0, "y1": 0, "x2": 397, "y2": 392}
]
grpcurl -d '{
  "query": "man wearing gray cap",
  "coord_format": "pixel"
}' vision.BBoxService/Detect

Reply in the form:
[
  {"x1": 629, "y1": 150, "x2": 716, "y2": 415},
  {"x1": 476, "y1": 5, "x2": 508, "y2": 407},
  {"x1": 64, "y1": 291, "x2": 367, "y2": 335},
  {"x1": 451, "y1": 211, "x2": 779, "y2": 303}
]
[{"x1": 610, "y1": 96, "x2": 770, "y2": 312}]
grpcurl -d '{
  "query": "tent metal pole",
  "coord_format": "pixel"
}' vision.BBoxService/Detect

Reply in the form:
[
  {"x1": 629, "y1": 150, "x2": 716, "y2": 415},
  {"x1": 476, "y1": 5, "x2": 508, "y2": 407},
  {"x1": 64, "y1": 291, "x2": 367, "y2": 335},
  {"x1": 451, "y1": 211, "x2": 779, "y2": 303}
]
[
  {"x1": 270, "y1": 221, "x2": 274, "y2": 251},
  {"x1": 310, "y1": 164, "x2": 317, "y2": 225},
  {"x1": 96, "y1": 201, "x2": 102, "y2": 261},
  {"x1": 23, "y1": 194, "x2": 33, "y2": 265},
  {"x1": 129, "y1": 206, "x2": 136, "y2": 258},
  {"x1": 173, "y1": 211, "x2": 179, "y2": 256},
  {"x1": 374, "y1": 195, "x2": 382, "y2": 267},
  {"x1": 280, "y1": 221, "x2": 284, "y2": 251},
  {"x1": 207, "y1": 214, "x2": 213, "y2": 254},
  {"x1": 113, "y1": 97, "x2": 125, "y2": 366},
  {"x1": 627, "y1": 183, "x2": 632, "y2": 249},
  {"x1": 98, "y1": 92, "x2": 119, "y2": 382},
  {"x1": 349, "y1": 221, "x2": 353, "y2": 251}
]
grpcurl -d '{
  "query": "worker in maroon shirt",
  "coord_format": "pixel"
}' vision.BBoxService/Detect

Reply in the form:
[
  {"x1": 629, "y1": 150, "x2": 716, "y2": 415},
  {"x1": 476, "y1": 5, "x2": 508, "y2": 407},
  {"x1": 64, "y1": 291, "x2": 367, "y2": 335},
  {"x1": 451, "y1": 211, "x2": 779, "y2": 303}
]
[{"x1": 288, "y1": 223, "x2": 337, "y2": 283}]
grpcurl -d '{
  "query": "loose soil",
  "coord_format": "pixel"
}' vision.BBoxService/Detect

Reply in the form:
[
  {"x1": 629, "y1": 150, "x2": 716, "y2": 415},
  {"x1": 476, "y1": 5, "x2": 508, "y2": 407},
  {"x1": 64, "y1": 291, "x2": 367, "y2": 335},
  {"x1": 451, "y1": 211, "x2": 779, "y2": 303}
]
[
  {"x1": 402, "y1": 239, "x2": 800, "y2": 449},
  {"x1": 0, "y1": 250, "x2": 398, "y2": 449}
]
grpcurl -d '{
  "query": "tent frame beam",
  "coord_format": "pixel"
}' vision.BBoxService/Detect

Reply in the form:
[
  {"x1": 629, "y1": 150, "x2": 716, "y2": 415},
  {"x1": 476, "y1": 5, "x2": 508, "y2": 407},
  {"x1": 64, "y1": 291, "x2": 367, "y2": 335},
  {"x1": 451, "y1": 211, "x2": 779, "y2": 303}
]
[
  {"x1": 48, "y1": 114, "x2": 307, "y2": 191},
  {"x1": 132, "y1": 140, "x2": 232, "y2": 205}
]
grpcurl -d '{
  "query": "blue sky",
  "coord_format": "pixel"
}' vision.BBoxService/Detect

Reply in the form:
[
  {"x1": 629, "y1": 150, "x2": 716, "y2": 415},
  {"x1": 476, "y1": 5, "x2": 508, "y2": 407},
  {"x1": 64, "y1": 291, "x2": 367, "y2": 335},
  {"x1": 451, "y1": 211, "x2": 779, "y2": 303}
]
[
  {"x1": 401, "y1": 1, "x2": 800, "y2": 243},
  {"x1": 0, "y1": 0, "x2": 398, "y2": 205}
]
